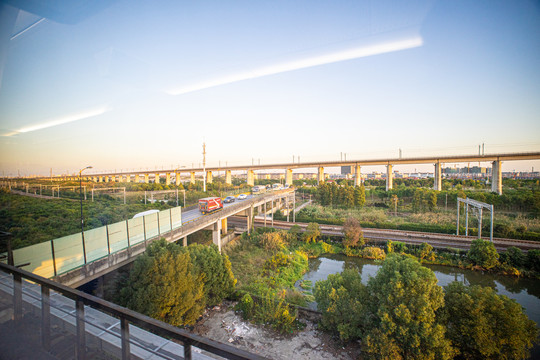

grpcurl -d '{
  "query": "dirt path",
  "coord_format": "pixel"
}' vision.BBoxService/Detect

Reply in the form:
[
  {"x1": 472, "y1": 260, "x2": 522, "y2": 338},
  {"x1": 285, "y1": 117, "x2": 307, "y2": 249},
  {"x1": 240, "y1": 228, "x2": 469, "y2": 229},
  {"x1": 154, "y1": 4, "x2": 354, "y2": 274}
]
[{"x1": 193, "y1": 301, "x2": 361, "y2": 360}]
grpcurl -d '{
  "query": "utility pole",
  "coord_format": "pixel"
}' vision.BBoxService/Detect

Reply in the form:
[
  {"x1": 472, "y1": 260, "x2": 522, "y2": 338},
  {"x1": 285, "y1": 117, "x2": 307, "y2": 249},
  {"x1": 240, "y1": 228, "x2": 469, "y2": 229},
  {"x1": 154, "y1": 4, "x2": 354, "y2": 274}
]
[{"x1": 203, "y1": 142, "x2": 206, "y2": 192}]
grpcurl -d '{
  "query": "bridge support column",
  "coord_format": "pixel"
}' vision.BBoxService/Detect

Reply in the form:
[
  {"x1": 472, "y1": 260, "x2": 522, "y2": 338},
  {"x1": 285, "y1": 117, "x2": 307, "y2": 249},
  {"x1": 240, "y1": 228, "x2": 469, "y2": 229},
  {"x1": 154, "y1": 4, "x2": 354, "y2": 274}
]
[
  {"x1": 135, "y1": 174, "x2": 140, "y2": 183},
  {"x1": 386, "y1": 164, "x2": 393, "y2": 191},
  {"x1": 434, "y1": 162, "x2": 441, "y2": 191},
  {"x1": 247, "y1": 205, "x2": 254, "y2": 234},
  {"x1": 225, "y1": 170, "x2": 232, "y2": 185},
  {"x1": 491, "y1": 160, "x2": 502, "y2": 195},
  {"x1": 154, "y1": 173, "x2": 160, "y2": 184},
  {"x1": 221, "y1": 218, "x2": 228, "y2": 235},
  {"x1": 165, "y1": 173, "x2": 171, "y2": 185},
  {"x1": 105, "y1": 176, "x2": 109, "y2": 183},
  {"x1": 247, "y1": 170, "x2": 255, "y2": 186},
  {"x1": 126, "y1": 175, "x2": 130, "y2": 183},
  {"x1": 190, "y1": 172, "x2": 195, "y2": 184},
  {"x1": 285, "y1": 169, "x2": 293, "y2": 186},
  {"x1": 144, "y1": 174, "x2": 149, "y2": 183},
  {"x1": 317, "y1": 166, "x2": 324, "y2": 185},
  {"x1": 183, "y1": 236, "x2": 187, "y2": 247},
  {"x1": 175, "y1": 172, "x2": 181, "y2": 186},
  {"x1": 206, "y1": 171, "x2": 213, "y2": 184},
  {"x1": 354, "y1": 165, "x2": 361, "y2": 187},
  {"x1": 213, "y1": 220, "x2": 222, "y2": 253}
]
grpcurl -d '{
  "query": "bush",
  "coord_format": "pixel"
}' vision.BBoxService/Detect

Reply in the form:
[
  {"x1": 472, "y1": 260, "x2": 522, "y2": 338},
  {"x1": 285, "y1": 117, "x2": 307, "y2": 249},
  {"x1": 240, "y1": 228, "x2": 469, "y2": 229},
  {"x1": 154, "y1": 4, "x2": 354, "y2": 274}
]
[
  {"x1": 252, "y1": 290, "x2": 298, "y2": 334},
  {"x1": 303, "y1": 222, "x2": 321, "y2": 243},
  {"x1": 288, "y1": 224, "x2": 302, "y2": 240},
  {"x1": 117, "y1": 240, "x2": 205, "y2": 326},
  {"x1": 362, "y1": 254, "x2": 455, "y2": 360},
  {"x1": 441, "y1": 281, "x2": 538, "y2": 360},
  {"x1": 237, "y1": 294, "x2": 254, "y2": 320},
  {"x1": 504, "y1": 246, "x2": 525, "y2": 268},
  {"x1": 260, "y1": 231, "x2": 286, "y2": 252},
  {"x1": 188, "y1": 244, "x2": 237, "y2": 306},
  {"x1": 361, "y1": 247, "x2": 386, "y2": 260},
  {"x1": 526, "y1": 249, "x2": 540, "y2": 272},
  {"x1": 467, "y1": 239, "x2": 499, "y2": 269},
  {"x1": 393, "y1": 241, "x2": 407, "y2": 253},
  {"x1": 313, "y1": 269, "x2": 365, "y2": 342},
  {"x1": 343, "y1": 217, "x2": 364, "y2": 247},
  {"x1": 419, "y1": 242, "x2": 436, "y2": 261}
]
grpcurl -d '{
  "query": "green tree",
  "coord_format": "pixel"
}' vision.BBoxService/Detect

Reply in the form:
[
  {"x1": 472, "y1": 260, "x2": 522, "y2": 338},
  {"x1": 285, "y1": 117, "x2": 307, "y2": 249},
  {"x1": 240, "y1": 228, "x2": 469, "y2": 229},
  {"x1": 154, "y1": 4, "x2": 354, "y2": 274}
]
[
  {"x1": 526, "y1": 249, "x2": 540, "y2": 272},
  {"x1": 188, "y1": 244, "x2": 236, "y2": 306},
  {"x1": 342, "y1": 217, "x2": 364, "y2": 247},
  {"x1": 428, "y1": 190, "x2": 437, "y2": 211},
  {"x1": 419, "y1": 242, "x2": 435, "y2": 261},
  {"x1": 504, "y1": 246, "x2": 525, "y2": 268},
  {"x1": 118, "y1": 239, "x2": 205, "y2": 326},
  {"x1": 343, "y1": 185, "x2": 355, "y2": 208},
  {"x1": 354, "y1": 185, "x2": 366, "y2": 208},
  {"x1": 303, "y1": 222, "x2": 321, "y2": 243},
  {"x1": 467, "y1": 239, "x2": 499, "y2": 269},
  {"x1": 362, "y1": 254, "x2": 455, "y2": 360},
  {"x1": 441, "y1": 281, "x2": 538, "y2": 360},
  {"x1": 313, "y1": 269, "x2": 366, "y2": 342},
  {"x1": 288, "y1": 224, "x2": 302, "y2": 240}
]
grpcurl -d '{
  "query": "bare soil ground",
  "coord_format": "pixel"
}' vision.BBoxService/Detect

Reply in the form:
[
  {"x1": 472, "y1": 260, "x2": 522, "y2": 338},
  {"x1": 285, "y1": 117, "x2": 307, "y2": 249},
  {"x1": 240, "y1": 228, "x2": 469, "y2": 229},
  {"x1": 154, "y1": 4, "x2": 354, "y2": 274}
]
[{"x1": 193, "y1": 300, "x2": 361, "y2": 360}]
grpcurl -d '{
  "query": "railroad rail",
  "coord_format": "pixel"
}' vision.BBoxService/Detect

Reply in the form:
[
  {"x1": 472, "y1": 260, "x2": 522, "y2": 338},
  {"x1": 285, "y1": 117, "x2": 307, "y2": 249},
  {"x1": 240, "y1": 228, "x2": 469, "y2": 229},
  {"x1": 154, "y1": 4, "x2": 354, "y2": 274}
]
[{"x1": 228, "y1": 217, "x2": 540, "y2": 252}]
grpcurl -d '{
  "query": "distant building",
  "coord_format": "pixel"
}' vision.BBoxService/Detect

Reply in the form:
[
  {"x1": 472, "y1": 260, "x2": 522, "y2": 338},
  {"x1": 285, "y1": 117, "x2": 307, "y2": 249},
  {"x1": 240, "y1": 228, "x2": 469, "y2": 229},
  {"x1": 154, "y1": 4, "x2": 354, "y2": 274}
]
[{"x1": 341, "y1": 166, "x2": 354, "y2": 175}]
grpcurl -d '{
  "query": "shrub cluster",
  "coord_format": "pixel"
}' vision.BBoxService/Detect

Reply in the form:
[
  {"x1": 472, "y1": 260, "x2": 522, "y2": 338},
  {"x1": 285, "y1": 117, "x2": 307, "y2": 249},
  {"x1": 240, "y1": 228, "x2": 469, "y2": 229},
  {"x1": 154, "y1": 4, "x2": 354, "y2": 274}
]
[
  {"x1": 314, "y1": 254, "x2": 538, "y2": 360},
  {"x1": 116, "y1": 239, "x2": 236, "y2": 326}
]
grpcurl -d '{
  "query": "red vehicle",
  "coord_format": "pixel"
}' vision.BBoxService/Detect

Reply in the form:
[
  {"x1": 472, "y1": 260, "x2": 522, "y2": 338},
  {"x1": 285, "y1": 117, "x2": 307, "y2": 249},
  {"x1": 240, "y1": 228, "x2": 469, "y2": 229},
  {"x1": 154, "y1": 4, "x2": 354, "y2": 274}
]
[{"x1": 198, "y1": 197, "x2": 223, "y2": 215}]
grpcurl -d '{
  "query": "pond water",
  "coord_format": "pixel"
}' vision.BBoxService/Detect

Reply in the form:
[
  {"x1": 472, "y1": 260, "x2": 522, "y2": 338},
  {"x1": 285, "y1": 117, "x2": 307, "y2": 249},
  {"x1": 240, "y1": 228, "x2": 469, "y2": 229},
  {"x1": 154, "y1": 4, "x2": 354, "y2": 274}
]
[{"x1": 297, "y1": 254, "x2": 540, "y2": 358}]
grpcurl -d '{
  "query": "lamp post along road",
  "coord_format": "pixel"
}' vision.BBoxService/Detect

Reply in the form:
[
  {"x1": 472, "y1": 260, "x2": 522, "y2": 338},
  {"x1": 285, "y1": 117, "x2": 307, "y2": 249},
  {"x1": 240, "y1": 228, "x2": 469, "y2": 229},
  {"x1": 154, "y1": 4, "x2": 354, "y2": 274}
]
[{"x1": 80, "y1": 166, "x2": 92, "y2": 264}]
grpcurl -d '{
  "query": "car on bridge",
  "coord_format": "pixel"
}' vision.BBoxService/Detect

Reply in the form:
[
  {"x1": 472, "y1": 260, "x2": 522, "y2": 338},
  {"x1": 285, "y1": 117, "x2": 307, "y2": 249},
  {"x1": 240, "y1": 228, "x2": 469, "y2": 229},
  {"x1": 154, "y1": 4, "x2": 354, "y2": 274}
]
[
  {"x1": 224, "y1": 196, "x2": 236, "y2": 203},
  {"x1": 237, "y1": 194, "x2": 247, "y2": 200}
]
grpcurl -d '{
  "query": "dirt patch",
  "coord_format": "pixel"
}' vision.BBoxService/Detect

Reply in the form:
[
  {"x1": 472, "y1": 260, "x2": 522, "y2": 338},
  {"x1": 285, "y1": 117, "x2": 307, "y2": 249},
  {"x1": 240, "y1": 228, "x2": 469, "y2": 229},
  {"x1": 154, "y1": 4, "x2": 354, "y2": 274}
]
[{"x1": 193, "y1": 301, "x2": 361, "y2": 359}]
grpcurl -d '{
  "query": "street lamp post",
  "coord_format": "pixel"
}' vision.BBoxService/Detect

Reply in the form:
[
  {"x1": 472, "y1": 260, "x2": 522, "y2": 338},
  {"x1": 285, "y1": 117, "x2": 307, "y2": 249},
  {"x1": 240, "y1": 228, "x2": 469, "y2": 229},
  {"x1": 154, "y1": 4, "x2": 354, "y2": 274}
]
[
  {"x1": 80, "y1": 166, "x2": 92, "y2": 263},
  {"x1": 173, "y1": 165, "x2": 186, "y2": 206}
]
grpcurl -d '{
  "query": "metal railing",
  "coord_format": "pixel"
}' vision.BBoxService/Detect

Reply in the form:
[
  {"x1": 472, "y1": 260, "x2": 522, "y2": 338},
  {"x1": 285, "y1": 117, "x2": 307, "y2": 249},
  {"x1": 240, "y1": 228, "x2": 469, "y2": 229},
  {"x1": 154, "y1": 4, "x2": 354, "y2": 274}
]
[{"x1": 0, "y1": 262, "x2": 266, "y2": 360}]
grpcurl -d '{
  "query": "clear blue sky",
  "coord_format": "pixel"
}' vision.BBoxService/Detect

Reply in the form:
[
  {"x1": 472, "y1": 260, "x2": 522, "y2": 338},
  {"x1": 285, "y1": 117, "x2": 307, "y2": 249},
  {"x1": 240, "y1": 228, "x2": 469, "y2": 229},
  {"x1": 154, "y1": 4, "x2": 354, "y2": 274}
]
[{"x1": 1, "y1": 0, "x2": 539, "y2": 176}]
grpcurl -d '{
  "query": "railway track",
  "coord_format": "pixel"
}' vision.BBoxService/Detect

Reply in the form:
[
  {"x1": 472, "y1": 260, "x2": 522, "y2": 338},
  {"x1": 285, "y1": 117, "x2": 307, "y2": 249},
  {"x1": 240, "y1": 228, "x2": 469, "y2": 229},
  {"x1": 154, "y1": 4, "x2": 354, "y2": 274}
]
[{"x1": 228, "y1": 217, "x2": 540, "y2": 251}]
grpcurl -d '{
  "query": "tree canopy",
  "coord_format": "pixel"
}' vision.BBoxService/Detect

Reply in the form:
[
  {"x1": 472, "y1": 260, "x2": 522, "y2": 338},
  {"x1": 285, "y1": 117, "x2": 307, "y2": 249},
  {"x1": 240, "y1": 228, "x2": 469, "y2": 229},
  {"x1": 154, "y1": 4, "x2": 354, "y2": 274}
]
[
  {"x1": 362, "y1": 254, "x2": 455, "y2": 360},
  {"x1": 467, "y1": 239, "x2": 499, "y2": 269},
  {"x1": 117, "y1": 239, "x2": 204, "y2": 326},
  {"x1": 116, "y1": 239, "x2": 237, "y2": 326},
  {"x1": 441, "y1": 281, "x2": 538, "y2": 360}
]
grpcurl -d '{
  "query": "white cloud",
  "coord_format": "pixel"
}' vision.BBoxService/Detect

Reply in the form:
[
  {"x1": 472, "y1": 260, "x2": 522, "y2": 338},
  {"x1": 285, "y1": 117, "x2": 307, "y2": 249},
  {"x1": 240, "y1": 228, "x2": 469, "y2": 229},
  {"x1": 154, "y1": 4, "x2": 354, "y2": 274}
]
[{"x1": 166, "y1": 36, "x2": 423, "y2": 96}]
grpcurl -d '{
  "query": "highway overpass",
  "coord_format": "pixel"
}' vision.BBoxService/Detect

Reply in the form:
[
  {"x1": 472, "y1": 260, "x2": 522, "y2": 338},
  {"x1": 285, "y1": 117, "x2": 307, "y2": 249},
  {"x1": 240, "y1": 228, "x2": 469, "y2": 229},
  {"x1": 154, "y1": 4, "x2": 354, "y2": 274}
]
[
  {"x1": 20, "y1": 189, "x2": 295, "y2": 288},
  {"x1": 26, "y1": 151, "x2": 540, "y2": 195}
]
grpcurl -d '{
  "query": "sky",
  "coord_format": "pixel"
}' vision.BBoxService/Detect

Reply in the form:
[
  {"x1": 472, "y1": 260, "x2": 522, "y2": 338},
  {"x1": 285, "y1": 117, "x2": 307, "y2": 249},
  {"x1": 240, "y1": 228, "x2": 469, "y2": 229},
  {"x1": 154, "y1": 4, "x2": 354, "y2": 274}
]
[{"x1": 0, "y1": 0, "x2": 539, "y2": 177}]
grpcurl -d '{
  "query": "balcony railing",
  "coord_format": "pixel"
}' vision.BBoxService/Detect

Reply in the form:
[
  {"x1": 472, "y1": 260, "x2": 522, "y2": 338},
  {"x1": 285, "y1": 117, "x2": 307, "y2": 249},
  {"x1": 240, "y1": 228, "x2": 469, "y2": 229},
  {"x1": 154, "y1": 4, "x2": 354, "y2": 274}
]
[{"x1": 0, "y1": 262, "x2": 266, "y2": 360}]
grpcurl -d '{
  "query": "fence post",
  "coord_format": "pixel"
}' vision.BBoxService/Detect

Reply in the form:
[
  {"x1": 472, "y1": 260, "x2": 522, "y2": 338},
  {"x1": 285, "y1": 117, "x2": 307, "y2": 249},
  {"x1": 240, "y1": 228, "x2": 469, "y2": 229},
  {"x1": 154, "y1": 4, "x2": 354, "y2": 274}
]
[
  {"x1": 76, "y1": 296, "x2": 86, "y2": 360},
  {"x1": 169, "y1": 209, "x2": 173, "y2": 240},
  {"x1": 50, "y1": 240, "x2": 57, "y2": 276},
  {"x1": 106, "y1": 224, "x2": 111, "y2": 255},
  {"x1": 184, "y1": 339, "x2": 192, "y2": 360},
  {"x1": 13, "y1": 272, "x2": 22, "y2": 321},
  {"x1": 126, "y1": 220, "x2": 131, "y2": 248},
  {"x1": 121, "y1": 317, "x2": 130, "y2": 360},
  {"x1": 157, "y1": 213, "x2": 160, "y2": 237},
  {"x1": 41, "y1": 286, "x2": 51, "y2": 352},
  {"x1": 143, "y1": 216, "x2": 147, "y2": 245}
]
